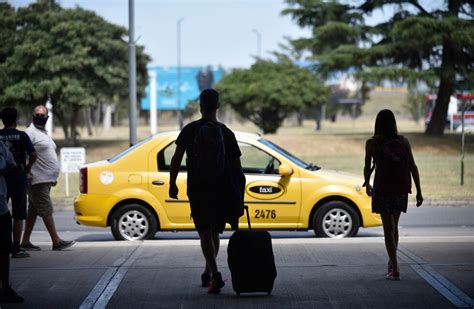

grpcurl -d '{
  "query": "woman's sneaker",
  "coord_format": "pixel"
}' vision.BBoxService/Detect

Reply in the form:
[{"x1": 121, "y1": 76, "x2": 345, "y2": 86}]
[
  {"x1": 201, "y1": 273, "x2": 211, "y2": 287},
  {"x1": 386, "y1": 270, "x2": 401, "y2": 281},
  {"x1": 208, "y1": 272, "x2": 225, "y2": 294}
]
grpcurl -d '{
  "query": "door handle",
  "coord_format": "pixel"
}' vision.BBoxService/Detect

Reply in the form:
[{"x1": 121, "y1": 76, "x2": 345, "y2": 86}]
[{"x1": 152, "y1": 180, "x2": 165, "y2": 186}]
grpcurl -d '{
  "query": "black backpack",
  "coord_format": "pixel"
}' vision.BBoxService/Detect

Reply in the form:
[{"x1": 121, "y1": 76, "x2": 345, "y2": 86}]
[
  {"x1": 189, "y1": 121, "x2": 226, "y2": 187},
  {"x1": 374, "y1": 135, "x2": 411, "y2": 195}
]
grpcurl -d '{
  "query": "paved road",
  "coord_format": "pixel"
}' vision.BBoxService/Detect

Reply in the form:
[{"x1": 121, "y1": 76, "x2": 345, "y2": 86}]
[
  {"x1": 30, "y1": 205, "x2": 474, "y2": 241},
  {"x1": 3, "y1": 206, "x2": 474, "y2": 308}
]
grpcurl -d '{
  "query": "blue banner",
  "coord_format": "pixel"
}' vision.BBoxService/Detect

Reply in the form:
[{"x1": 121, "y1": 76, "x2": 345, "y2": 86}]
[{"x1": 141, "y1": 66, "x2": 225, "y2": 110}]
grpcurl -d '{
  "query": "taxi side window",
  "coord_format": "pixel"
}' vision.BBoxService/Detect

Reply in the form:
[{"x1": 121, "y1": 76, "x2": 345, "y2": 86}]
[
  {"x1": 239, "y1": 142, "x2": 280, "y2": 175},
  {"x1": 157, "y1": 142, "x2": 186, "y2": 172}
]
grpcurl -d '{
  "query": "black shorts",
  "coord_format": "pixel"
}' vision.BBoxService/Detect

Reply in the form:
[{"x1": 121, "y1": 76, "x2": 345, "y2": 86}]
[
  {"x1": 0, "y1": 211, "x2": 13, "y2": 255},
  {"x1": 7, "y1": 181, "x2": 27, "y2": 220},
  {"x1": 189, "y1": 195, "x2": 226, "y2": 234}
]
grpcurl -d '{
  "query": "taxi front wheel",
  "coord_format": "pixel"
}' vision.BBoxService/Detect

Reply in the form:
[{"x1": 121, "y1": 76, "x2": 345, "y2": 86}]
[
  {"x1": 313, "y1": 201, "x2": 360, "y2": 238},
  {"x1": 111, "y1": 204, "x2": 158, "y2": 241}
]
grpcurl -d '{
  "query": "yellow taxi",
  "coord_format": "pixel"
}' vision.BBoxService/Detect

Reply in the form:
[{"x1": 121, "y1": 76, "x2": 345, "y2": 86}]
[{"x1": 74, "y1": 131, "x2": 381, "y2": 240}]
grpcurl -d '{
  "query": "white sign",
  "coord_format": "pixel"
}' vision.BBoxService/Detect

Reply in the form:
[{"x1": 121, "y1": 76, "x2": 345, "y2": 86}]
[{"x1": 60, "y1": 147, "x2": 86, "y2": 173}]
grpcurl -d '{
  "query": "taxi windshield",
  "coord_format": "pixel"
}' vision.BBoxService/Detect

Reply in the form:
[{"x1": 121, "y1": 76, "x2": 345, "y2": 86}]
[
  {"x1": 108, "y1": 136, "x2": 153, "y2": 163},
  {"x1": 259, "y1": 138, "x2": 319, "y2": 170}
]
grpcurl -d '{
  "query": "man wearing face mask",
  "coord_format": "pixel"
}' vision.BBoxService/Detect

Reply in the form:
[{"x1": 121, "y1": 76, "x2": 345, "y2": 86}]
[{"x1": 21, "y1": 105, "x2": 75, "y2": 251}]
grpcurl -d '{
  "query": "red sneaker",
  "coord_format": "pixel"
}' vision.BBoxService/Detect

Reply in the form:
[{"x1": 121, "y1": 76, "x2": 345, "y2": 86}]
[
  {"x1": 386, "y1": 270, "x2": 401, "y2": 281},
  {"x1": 387, "y1": 262, "x2": 393, "y2": 274},
  {"x1": 208, "y1": 272, "x2": 225, "y2": 294}
]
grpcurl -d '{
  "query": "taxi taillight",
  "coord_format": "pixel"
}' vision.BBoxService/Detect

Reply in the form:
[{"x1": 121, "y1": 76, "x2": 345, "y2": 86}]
[{"x1": 79, "y1": 167, "x2": 88, "y2": 194}]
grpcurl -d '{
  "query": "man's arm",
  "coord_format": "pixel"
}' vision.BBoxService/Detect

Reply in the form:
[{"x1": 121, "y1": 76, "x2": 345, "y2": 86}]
[
  {"x1": 26, "y1": 152, "x2": 37, "y2": 172},
  {"x1": 169, "y1": 145, "x2": 185, "y2": 199}
]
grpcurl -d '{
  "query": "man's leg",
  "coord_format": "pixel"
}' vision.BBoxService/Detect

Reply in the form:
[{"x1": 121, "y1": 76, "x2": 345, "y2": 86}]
[
  {"x1": 0, "y1": 212, "x2": 12, "y2": 289},
  {"x1": 20, "y1": 188, "x2": 38, "y2": 247},
  {"x1": 0, "y1": 253, "x2": 9, "y2": 289},
  {"x1": 42, "y1": 215, "x2": 61, "y2": 246},
  {"x1": 203, "y1": 232, "x2": 220, "y2": 275},
  {"x1": 11, "y1": 188, "x2": 30, "y2": 257},
  {"x1": 199, "y1": 229, "x2": 218, "y2": 276},
  {"x1": 0, "y1": 212, "x2": 24, "y2": 303}
]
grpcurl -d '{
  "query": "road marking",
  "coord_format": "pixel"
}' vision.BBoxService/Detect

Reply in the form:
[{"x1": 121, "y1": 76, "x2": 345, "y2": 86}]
[
  {"x1": 79, "y1": 268, "x2": 116, "y2": 309},
  {"x1": 79, "y1": 243, "x2": 143, "y2": 309},
  {"x1": 399, "y1": 247, "x2": 474, "y2": 308}
]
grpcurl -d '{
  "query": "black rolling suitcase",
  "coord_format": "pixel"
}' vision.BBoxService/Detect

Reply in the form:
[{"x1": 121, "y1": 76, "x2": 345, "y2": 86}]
[{"x1": 227, "y1": 206, "x2": 277, "y2": 296}]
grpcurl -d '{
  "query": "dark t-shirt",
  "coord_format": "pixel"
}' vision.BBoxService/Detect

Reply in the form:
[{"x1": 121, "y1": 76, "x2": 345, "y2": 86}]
[
  {"x1": 175, "y1": 119, "x2": 241, "y2": 195},
  {"x1": 0, "y1": 128, "x2": 36, "y2": 182}
]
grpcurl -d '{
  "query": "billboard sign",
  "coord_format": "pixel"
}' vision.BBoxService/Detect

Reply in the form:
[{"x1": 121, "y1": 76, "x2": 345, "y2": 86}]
[{"x1": 141, "y1": 66, "x2": 225, "y2": 110}]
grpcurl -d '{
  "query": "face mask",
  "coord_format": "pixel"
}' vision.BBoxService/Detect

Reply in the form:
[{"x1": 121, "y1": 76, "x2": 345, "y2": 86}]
[{"x1": 33, "y1": 115, "x2": 49, "y2": 126}]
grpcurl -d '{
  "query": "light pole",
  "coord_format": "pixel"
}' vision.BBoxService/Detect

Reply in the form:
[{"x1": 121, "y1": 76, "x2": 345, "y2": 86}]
[
  {"x1": 177, "y1": 18, "x2": 184, "y2": 130},
  {"x1": 128, "y1": 0, "x2": 137, "y2": 146},
  {"x1": 252, "y1": 29, "x2": 262, "y2": 58}
]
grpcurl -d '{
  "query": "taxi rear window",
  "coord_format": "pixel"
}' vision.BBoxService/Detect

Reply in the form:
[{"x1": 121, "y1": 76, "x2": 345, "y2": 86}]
[{"x1": 108, "y1": 136, "x2": 153, "y2": 163}]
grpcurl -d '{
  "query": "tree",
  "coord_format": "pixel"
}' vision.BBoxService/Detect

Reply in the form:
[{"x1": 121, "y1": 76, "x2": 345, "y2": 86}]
[
  {"x1": 216, "y1": 60, "x2": 328, "y2": 134},
  {"x1": 283, "y1": 0, "x2": 474, "y2": 135},
  {"x1": 0, "y1": 1, "x2": 150, "y2": 144}
]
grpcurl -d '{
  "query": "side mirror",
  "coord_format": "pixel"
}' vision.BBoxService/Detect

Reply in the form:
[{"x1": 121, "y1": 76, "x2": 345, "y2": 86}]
[{"x1": 278, "y1": 163, "x2": 293, "y2": 176}]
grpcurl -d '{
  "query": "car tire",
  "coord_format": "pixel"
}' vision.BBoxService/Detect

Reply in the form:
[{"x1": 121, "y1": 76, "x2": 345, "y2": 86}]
[
  {"x1": 313, "y1": 201, "x2": 360, "y2": 238},
  {"x1": 111, "y1": 204, "x2": 158, "y2": 241}
]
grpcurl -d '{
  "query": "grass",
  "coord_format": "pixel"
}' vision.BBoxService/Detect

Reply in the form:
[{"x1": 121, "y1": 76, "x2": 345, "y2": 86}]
[
  {"x1": 40, "y1": 90, "x2": 472, "y2": 206},
  {"x1": 49, "y1": 118, "x2": 474, "y2": 206}
]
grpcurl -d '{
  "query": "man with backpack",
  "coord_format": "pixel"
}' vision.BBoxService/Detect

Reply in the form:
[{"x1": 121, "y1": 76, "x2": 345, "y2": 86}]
[
  {"x1": 0, "y1": 107, "x2": 37, "y2": 258},
  {"x1": 169, "y1": 89, "x2": 242, "y2": 294}
]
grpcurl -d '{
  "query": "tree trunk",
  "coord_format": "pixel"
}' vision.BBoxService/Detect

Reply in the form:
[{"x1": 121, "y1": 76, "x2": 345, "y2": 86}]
[
  {"x1": 426, "y1": 0, "x2": 461, "y2": 136},
  {"x1": 54, "y1": 109, "x2": 69, "y2": 140},
  {"x1": 84, "y1": 108, "x2": 93, "y2": 137},
  {"x1": 70, "y1": 105, "x2": 80, "y2": 145},
  {"x1": 425, "y1": 45, "x2": 455, "y2": 135}
]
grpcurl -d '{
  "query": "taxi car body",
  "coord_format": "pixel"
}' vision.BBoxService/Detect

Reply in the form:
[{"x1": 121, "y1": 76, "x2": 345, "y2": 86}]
[{"x1": 74, "y1": 131, "x2": 381, "y2": 240}]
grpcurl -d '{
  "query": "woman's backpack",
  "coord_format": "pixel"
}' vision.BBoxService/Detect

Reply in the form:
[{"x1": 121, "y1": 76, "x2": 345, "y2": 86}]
[{"x1": 374, "y1": 135, "x2": 411, "y2": 195}]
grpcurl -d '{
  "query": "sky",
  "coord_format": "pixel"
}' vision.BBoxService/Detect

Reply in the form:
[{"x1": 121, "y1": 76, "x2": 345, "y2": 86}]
[
  {"x1": 12, "y1": 0, "x2": 313, "y2": 68},
  {"x1": 11, "y1": 0, "x2": 441, "y2": 69}
]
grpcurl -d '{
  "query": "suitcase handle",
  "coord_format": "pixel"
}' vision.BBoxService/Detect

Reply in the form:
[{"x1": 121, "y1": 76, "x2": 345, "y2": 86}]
[{"x1": 244, "y1": 205, "x2": 252, "y2": 230}]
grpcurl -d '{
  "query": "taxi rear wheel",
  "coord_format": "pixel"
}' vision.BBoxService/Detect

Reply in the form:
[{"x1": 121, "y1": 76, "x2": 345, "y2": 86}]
[
  {"x1": 313, "y1": 201, "x2": 360, "y2": 238},
  {"x1": 111, "y1": 204, "x2": 157, "y2": 241}
]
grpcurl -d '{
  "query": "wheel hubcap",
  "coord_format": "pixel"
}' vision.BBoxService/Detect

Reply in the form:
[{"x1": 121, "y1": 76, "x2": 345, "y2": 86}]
[
  {"x1": 322, "y1": 208, "x2": 352, "y2": 238},
  {"x1": 118, "y1": 210, "x2": 149, "y2": 240}
]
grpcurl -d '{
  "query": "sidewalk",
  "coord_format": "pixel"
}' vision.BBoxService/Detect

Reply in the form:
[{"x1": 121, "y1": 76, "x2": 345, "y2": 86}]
[{"x1": 5, "y1": 236, "x2": 474, "y2": 308}]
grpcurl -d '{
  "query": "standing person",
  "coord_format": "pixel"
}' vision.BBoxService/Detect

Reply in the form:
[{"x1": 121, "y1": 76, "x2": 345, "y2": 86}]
[
  {"x1": 20, "y1": 105, "x2": 75, "y2": 251},
  {"x1": 169, "y1": 89, "x2": 242, "y2": 294},
  {"x1": 363, "y1": 109, "x2": 423, "y2": 280},
  {"x1": 0, "y1": 141, "x2": 24, "y2": 303},
  {"x1": 0, "y1": 107, "x2": 38, "y2": 258}
]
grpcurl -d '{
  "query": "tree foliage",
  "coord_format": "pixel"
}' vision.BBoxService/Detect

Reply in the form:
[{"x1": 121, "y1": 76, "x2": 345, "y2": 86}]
[
  {"x1": 216, "y1": 60, "x2": 328, "y2": 134},
  {"x1": 0, "y1": 1, "x2": 150, "y2": 143},
  {"x1": 283, "y1": 0, "x2": 474, "y2": 135}
]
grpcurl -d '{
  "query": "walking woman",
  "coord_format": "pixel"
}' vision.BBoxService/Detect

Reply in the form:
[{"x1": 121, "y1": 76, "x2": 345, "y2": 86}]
[{"x1": 364, "y1": 109, "x2": 423, "y2": 280}]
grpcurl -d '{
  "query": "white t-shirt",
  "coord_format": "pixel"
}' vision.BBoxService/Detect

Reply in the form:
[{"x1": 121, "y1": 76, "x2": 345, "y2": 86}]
[
  {"x1": 0, "y1": 142, "x2": 15, "y2": 215},
  {"x1": 26, "y1": 124, "x2": 60, "y2": 185}
]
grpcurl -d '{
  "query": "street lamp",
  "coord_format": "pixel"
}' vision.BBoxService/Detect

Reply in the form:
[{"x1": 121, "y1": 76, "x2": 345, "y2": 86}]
[
  {"x1": 252, "y1": 28, "x2": 262, "y2": 58},
  {"x1": 128, "y1": 0, "x2": 137, "y2": 146},
  {"x1": 177, "y1": 18, "x2": 184, "y2": 130}
]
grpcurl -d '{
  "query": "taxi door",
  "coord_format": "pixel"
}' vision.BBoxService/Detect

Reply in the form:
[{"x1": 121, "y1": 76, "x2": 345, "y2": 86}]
[
  {"x1": 148, "y1": 141, "x2": 194, "y2": 228},
  {"x1": 239, "y1": 142, "x2": 301, "y2": 229}
]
